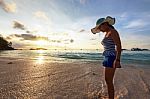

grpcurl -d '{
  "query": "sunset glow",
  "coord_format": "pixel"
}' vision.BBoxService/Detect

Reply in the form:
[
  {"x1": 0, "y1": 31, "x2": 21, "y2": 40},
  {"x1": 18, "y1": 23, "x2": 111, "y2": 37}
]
[
  {"x1": 35, "y1": 40, "x2": 48, "y2": 47},
  {"x1": 0, "y1": 0, "x2": 150, "y2": 50}
]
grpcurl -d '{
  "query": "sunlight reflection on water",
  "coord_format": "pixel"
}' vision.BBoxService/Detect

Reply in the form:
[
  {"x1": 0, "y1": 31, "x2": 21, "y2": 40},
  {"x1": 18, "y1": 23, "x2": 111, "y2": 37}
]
[
  {"x1": 37, "y1": 50, "x2": 45, "y2": 54},
  {"x1": 35, "y1": 50, "x2": 45, "y2": 64},
  {"x1": 36, "y1": 56, "x2": 45, "y2": 64}
]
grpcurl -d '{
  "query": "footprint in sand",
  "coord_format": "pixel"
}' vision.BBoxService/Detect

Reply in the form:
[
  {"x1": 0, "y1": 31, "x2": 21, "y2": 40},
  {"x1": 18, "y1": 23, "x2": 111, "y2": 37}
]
[{"x1": 116, "y1": 87, "x2": 128, "y2": 99}]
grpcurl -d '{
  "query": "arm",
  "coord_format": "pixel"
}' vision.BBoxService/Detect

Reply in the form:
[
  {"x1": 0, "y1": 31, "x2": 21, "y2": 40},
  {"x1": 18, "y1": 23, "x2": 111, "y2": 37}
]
[{"x1": 111, "y1": 30, "x2": 122, "y2": 61}]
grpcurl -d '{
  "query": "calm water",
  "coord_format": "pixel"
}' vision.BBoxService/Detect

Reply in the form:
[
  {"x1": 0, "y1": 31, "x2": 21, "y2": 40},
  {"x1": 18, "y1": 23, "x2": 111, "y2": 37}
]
[{"x1": 0, "y1": 50, "x2": 150, "y2": 67}]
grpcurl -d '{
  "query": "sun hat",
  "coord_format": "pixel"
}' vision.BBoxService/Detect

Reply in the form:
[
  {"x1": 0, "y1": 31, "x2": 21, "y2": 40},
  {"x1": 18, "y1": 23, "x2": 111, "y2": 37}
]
[{"x1": 91, "y1": 16, "x2": 115, "y2": 34}]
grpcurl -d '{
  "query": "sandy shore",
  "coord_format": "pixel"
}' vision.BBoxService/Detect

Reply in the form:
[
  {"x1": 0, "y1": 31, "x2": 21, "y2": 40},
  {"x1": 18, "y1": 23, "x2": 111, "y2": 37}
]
[{"x1": 0, "y1": 57, "x2": 150, "y2": 99}]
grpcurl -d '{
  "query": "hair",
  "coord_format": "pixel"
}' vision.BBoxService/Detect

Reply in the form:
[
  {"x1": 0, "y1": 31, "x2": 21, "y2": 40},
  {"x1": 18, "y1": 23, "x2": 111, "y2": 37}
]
[{"x1": 105, "y1": 22, "x2": 115, "y2": 29}]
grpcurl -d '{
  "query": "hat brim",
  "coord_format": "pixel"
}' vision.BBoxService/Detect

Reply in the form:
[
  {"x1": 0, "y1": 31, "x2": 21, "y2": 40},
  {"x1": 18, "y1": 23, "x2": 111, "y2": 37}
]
[
  {"x1": 91, "y1": 24, "x2": 101, "y2": 33},
  {"x1": 91, "y1": 16, "x2": 115, "y2": 34},
  {"x1": 104, "y1": 17, "x2": 115, "y2": 25}
]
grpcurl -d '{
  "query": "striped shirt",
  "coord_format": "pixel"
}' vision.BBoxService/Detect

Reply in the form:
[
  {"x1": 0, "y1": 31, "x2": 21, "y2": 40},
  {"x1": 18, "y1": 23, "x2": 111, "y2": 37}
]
[{"x1": 101, "y1": 37, "x2": 116, "y2": 56}]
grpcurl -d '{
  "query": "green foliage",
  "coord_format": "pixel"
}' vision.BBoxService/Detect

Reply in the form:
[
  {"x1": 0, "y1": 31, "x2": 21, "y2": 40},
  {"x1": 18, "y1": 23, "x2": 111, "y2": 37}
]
[{"x1": 0, "y1": 36, "x2": 14, "y2": 50}]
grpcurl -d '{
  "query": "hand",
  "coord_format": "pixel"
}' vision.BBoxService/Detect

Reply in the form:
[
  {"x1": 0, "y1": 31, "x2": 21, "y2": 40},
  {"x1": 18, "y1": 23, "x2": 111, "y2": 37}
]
[{"x1": 113, "y1": 60, "x2": 121, "y2": 68}]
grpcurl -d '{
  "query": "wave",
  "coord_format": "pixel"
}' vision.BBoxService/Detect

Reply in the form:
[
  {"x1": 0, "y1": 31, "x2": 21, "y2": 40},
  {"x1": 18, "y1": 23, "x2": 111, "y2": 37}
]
[{"x1": 0, "y1": 50, "x2": 150, "y2": 67}]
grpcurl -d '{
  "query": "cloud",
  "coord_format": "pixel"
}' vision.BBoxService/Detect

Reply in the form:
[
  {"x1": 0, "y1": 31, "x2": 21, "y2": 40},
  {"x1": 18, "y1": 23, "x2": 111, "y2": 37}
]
[
  {"x1": 5, "y1": 36, "x2": 11, "y2": 40},
  {"x1": 49, "y1": 39, "x2": 74, "y2": 43},
  {"x1": 7, "y1": 33, "x2": 74, "y2": 44},
  {"x1": 79, "y1": 0, "x2": 87, "y2": 4},
  {"x1": 79, "y1": 29, "x2": 85, "y2": 32},
  {"x1": 12, "y1": 42, "x2": 24, "y2": 48},
  {"x1": 49, "y1": 40, "x2": 61, "y2": 43},
  {"x1": 51, "y1": 32, "x2": 69, "y2": 36},
  {"x1": 124, "y1": 19, "x2": 148, "y2": 29},
  {"x1": 20, "y1": 34, "x2": 48, "y2": 41},
  {"x1": 26, "y1": 30, "x2": 38, "y2": 34},
  {"x1": 34, "y1": 11, "x2": 48, "y2": 20},
  {"x1": 0, "y1": 0, "x2": 4, "y2": 6},
  {"x1": 118, "y1": 12, "x2": 128, "y2": 21},
  {"x1": 70, "y1": 39, "x2": 74, "y2": 43},
  {"x1": 0, "y1": 0, "x2": 16, "y2": 13},
  {"x1": 90, "y1": 38, "x2": 97, "y2": 40},
  {"x1": 9, "y1": 34, "x2": 49, "y2": 41},
  {"x1": 4, "y1": 2, "x2": 16, "y2": 13},
  {"x1": 12, "y1": 20, "x2": 38, "y2": 33},
  {"x1": 13, "y1": 20, "x2": 26, "y2": 30},
  {"x1": 91, "y1": 43, "x2": 96, "y2": 45}
]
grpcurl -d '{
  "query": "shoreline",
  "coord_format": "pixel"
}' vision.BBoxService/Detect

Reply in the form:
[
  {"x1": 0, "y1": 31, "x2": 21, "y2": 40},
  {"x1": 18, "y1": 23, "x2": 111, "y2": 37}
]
[
  {"x1": 0, "y1": 57, "x2": 150, "y2": 99},
  {"x1": 0, "y1": 56, "x2": 149, "y2": 69}
]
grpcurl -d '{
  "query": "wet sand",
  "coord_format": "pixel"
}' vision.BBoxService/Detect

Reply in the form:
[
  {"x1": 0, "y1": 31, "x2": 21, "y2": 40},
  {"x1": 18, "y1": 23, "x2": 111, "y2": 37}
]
[{"x1": 0, "y1": 57, "x2": 150, "y2": 99}]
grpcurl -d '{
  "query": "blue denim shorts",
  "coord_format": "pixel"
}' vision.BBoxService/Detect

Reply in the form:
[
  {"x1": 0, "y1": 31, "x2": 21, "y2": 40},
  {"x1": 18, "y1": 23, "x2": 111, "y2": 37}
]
[{"x1": 102, "y1": 56, "x2": 116, "y2": 68}]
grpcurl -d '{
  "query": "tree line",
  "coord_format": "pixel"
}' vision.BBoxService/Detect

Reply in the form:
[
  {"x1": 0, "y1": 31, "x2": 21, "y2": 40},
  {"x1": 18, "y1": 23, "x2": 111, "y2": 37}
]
[{"x1": 0, "y1": 36, "x2": 14, "y2": 50}]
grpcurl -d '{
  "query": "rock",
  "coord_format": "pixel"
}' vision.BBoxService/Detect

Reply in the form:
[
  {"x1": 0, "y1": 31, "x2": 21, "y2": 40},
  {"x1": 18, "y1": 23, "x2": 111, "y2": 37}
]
[
  {"x1": 92, "y1": 73, "x2": 96, "y2": 75},
  {"x1": 8, "y1": 62, "x2": 13, "y2": 64}
]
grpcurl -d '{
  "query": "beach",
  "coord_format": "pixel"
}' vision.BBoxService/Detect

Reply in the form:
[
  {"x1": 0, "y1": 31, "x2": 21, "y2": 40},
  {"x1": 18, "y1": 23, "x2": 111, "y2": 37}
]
[
  {"x1": 0, "y1": 57, "x2": 150, "y2": 99},
  {"x1": 1, "y1": 0, "x2": 150, "y2": 98}
]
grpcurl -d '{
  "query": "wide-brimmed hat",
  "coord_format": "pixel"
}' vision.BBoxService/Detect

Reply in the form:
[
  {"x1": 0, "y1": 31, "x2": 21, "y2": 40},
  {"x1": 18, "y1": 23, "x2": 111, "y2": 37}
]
[{"x1": 91, "y1": 16, "x2": 115, "y2": 34}]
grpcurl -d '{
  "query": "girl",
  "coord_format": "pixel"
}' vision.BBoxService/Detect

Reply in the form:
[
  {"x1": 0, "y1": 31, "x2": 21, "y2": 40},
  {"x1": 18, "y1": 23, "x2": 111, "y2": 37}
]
[{"x1": 91, "y1": 16, "x2": 122, "y2": 99}]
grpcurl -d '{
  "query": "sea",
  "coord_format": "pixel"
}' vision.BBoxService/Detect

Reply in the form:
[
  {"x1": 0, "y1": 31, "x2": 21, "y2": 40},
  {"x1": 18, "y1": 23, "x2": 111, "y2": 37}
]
[{"x1": 0, "y1": 50, "x2": 150, "y2": 68}]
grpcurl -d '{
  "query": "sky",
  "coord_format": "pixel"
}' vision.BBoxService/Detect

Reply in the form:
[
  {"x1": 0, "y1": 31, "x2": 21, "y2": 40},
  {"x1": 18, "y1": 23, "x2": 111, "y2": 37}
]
[{"x1": 0, "y1": 0, "x2": 150, "y2": 50}]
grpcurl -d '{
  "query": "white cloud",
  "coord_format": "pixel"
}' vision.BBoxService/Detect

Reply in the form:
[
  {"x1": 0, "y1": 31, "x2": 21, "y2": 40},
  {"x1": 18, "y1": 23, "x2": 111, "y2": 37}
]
[
  {"x1": 118, "y1": 12, "x2": 128, "y2": 21},
  {"x1": 0, "y1": 0, "x2": 17, "y2": 13},
  {"x1": 79, "y1": 0, "x2": 88, "y2": 4},
  {"x1": 34, "y1": 11, "x2": 48, "y2": 20},
  {"x1": 124, "y1": 19, "x2": 148, "y2": 29},
  {"x1": 4, "y1": 2, "x2": 16, "y2": 13}
]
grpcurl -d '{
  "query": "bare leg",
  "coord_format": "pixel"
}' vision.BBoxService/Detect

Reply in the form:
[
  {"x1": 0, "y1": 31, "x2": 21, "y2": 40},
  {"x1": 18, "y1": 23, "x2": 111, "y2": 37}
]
[{"x1": 105, "y1": 67, "x2": 116, "y2": 99}]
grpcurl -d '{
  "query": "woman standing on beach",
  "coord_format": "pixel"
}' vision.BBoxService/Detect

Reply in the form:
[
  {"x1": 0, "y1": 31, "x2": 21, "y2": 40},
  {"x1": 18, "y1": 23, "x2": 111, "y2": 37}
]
[{"x1": 91, "y1": 16, "x2": 122, "y2": 99}]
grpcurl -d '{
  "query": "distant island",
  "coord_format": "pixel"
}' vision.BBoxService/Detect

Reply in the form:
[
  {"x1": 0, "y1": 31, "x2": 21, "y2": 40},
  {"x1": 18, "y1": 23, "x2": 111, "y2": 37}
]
[
  {"x1": 0, "y1": 36, "x2": 15, "y2": 50},
  {"x1": 131, "y1": 48, "x2": 149, "y2": 51},
  {"x1": 122, "y1": 49, "x2": 128, "y2": 51},
  {"x1": 30, "y1": 48, "x2": 47, "y2": 50}
]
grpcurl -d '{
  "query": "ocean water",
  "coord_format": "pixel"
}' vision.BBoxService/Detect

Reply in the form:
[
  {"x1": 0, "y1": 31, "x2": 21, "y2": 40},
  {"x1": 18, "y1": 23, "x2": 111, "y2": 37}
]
[{"x1": 0, "y1": 50, "x2": 150, "y2": 67}]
